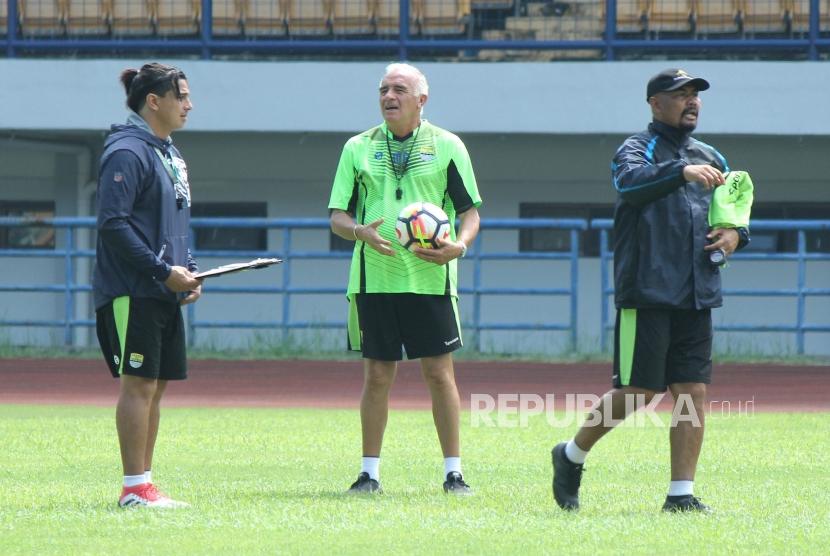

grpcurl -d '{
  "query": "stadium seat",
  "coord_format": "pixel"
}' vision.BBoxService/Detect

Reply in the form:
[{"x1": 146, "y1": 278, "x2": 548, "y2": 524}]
[
  {"x1": 331, "y1": 0, "x2": 373, "y2": 35},
  {"x1": 790, "y1": 0, "x2": 830, "y2": 32},
  {"x1": 284, "y1": 0, "x2": 332, "y2": 36},
  {"x1": 695, "y1": 0, "x2": 740, "y2": 34},
  {"x1": 150, "y1": 0, "x2": 200, "y2": 35},
  {"x1": 63, "y1": 1, "x2": 113, "y2": 35},
  {"x1": 237, "y1": 0, "x2": 287, "y2": 37},
  {"x1": 615, "y1": 0, "x2": 650, "y2": 33},
  {"x1": 739, "y1": 0, "x2": 788, "y2": 34},
  {"x1": 370, "y1": 0, "x2": 418, "y2": 36},
  {"x1": 419, "y1": 0, "x2": 470, "y2": 35},
  {"x1": 650, "y1": 0, "x2": 695, "y2": 33},
  {"x1": 212, "y1": 0, "x2": 245, "y2": 35},
  {"x1": 111, "y1": 0, "x2": 154, "y2": 35},
  {"x1": 18, "y1": 0, "x2": 68, "y2": 36},
  {"x1": 0, "y1": 0, "x2": 8, "y2": 37},
  {"x1": 470, "y1": 0, "x2": 513, "y2": 9}
]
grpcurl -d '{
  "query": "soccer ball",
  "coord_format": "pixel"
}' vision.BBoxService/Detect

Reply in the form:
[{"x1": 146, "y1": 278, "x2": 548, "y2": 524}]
[{"x1": 395, "y1": 201, "x2": 451, "y2": 251}]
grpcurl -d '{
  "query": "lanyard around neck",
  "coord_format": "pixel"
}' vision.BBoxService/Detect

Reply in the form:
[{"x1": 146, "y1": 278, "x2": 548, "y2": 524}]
[{"x1": 385, "y1": 125, "x2": 420, "y2": 201}]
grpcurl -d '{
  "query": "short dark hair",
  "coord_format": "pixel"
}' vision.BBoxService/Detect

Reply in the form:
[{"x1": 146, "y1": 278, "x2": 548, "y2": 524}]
[{"x1": 120, "y1": 63, "x2": 187, "y2": 113}]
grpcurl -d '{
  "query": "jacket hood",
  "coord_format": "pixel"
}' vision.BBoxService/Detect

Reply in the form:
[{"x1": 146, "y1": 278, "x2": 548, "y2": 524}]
[{"x1": 104, "y1": 122, "x2": 169, "y2": 151}]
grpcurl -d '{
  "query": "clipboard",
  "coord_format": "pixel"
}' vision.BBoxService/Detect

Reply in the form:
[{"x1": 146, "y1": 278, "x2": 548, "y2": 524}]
[{"x1": 194, "y1": 258, "x2": 283, "y2": 279}]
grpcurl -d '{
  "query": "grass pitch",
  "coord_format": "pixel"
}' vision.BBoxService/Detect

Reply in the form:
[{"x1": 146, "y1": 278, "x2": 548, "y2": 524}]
[{"x1": 0, "y1": 405, "x2": 827, "y2": 555}]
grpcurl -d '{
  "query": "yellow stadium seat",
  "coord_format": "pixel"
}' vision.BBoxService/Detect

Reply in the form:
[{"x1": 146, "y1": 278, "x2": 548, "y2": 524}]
[
  {"x1": 650, "y1": 0, "x2": 695, "y2": 32},
  {"x1": 150, "y1": 0, "x2": 200, "y2": 35},
  {"x1": 615, "y1": 0, "x2": 650, "y2": 33},
  {"x1": 0, "y1": 1, "x2": 8, "y2": 36},
  {"x1": 238, "y1": 0, "x2": 286, "y2": 37},
  {"x1": 419, "y1": 0, "x2": 470, "y2": 35},
  {"x1": 790, "y1": 0, "x2": 830, "y2": 32},
  {"x1": 212, "y1": 0, "x2": 245, "y2": 35},
  {"x1": 695, "y1": 0, "x2": 739, "y2": 34},
  {"x1": 331, "y1": 0, "x2": 373, "y2": 35},
  {"x1": 739, "y1": 0, "x2": 788, "y2": 33},
  {"x1": 284, "y1": 0, "x2": 332, "y2": 36},
  {"x1": 370, "y1": 0, "x2": 418, "y2": 36},
  {"x1": 111, "y1": 0, "x2": 153, "y2": 35},
  {"x1": 18, "y1": 0, "x2": 68, "y2": 36},
  {"x1": 64, "y1": 1, "x2": 113, "y2": 35}
]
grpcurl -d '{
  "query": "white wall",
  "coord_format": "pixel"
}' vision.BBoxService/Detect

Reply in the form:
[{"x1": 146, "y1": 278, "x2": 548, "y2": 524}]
[{"x1": 2, "y1": 59, "x2": 830, "y2": 135}]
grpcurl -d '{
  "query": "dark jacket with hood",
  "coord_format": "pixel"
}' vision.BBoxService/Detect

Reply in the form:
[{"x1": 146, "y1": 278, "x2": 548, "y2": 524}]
[
  {"x1": 611, "y1": 120, "x2": 729, "y2": 310},
  {"x1": 93, "y1": 113, "x2": 196, "y2": 309}
]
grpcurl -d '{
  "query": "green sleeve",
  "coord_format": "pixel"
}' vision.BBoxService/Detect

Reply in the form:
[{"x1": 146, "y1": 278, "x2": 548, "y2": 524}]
[
  {"x1": 328, "y1": 141, "x2": 357, "y2": 211},
  {"x1": 449, "y1": 135, "x2": 482, "y2": 208}
]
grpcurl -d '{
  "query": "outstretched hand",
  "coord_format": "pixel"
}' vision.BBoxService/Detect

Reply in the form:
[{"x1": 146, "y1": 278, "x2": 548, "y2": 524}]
[{"x1": 356, "y1": 218, "x2": 395, "y2": 256}]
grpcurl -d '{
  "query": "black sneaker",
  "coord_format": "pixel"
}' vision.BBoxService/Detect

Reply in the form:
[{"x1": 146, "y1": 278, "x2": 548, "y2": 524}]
[
  {"x1": 551, "y1": 442, "x2": 583, "y2": 511},
  {"x1": 662, "y1": 494, "x2": 712, "y2": 513},
  {"x1": 443, "y1": 471, "x2": 472, "y2": 495},
  {"x1": 347, "y1": 472, "x2": 382, "y2": 494}
]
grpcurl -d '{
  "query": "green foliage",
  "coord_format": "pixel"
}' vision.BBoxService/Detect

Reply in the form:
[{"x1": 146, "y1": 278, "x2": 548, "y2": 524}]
[{"x1": 0, "y1": 406, "x2": 828, "y2": 555}]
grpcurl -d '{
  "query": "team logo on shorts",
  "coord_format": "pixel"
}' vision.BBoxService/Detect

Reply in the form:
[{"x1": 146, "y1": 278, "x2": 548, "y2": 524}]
[{"x1": 129, "y1": 353, "x2": 144, "y2": 369}]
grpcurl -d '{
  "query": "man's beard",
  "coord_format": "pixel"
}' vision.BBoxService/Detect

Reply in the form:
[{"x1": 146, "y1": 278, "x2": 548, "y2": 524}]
[{"x1": 679, "y1": 110, "x2": 697, "y2": 133}]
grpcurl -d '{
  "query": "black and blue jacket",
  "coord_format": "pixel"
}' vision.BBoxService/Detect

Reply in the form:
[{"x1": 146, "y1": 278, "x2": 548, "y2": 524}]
[
  {"x1": 611, "y1": 120, "x2": 729, "y2": 310},
  {"x1": 92, "y1": 114, "x2": 196, "y2": 309}
]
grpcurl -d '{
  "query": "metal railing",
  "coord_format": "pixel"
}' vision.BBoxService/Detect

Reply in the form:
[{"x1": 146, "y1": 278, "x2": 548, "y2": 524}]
[
  {"x1": 0, "y1": 216, "x2": 586, "y2": 351},
  {"x1": 3, "y1": 1, "x2": 829, "y2": 60},
  {"x1": 594, "y1": 219, "x2": 830, "y2": 354}
]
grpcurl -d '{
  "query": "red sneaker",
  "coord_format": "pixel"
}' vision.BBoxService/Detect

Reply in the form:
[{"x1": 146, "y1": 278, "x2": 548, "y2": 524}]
[{"x1": 118, "y1": 483, "x2": 190, "y2": 508}]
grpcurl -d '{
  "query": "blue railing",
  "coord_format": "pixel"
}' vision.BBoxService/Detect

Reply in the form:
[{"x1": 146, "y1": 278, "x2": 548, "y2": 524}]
[
  {"x1": 3, "y1": 0, "x2": 829, "y2": 60},
  {"x1": 594, "y1": 219, "x2": 830, "y2": 355},
  {"x1": 0, "y1": 216, "x2": 585, "y2": 351}
]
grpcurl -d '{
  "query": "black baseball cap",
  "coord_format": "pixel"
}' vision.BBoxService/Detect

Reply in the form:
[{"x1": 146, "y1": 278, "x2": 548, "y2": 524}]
[{"x1": 646, "y1": 68, "x2": 710, "y2": 100}]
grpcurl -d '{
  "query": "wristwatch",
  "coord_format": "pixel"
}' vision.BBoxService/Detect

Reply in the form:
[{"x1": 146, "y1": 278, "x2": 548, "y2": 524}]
[{"x1": 735, "y1": 227, "x2": 750, "y2": 250}]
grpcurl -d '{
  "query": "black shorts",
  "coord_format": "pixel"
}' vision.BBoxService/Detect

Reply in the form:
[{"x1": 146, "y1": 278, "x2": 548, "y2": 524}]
[
  {"x1": 96, "y1": 296, "x2": 187, "y2": 380},
  {"x1": 349, "y1": 293, "x2": 462, "y2": 361},
  {"x1": 613, "y1": 307, "x2": 712, "y2": 392}
]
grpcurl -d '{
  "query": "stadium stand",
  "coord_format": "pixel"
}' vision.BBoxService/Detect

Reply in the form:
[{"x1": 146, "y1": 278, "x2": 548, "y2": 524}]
[
  {"x1": 419, "y1": 0, "x2": 470, "y2": 35},
  {"x1": 0, "y1": 0, "x2": 8, "y2": 37},
  {"x1": 212, "y1": 0, "x2": 244, "y2": 35},
  {"x1": 331, "y1": 0, "x2": 373, "y2": 35},
  {"x1": 372, "y1": 0, "x2": 417, "y2": 36},
  {"x1": 649, "y1": 0, "x2": 696, "y2": 34},
  {"x1": 152, "y1": 0, "x2": 201, "y2": 36},
  {"x1": 739, "y1": 0, "x2": 790, "y2": 34},
  {"x1": 237, "y1": 0, "x2": 287, "y2": 37},
  {"x1": 111, "y1": 0, "x2": 154, "y2": 35},
  {"x1": 66, "y1": 0, "x2": 114, "y2": 35},
  {"x1": 282, "y1": 0, "x2": 332, "y2": 36},
  {"x1": 18, "y1": 0, "x2": 66, "y2": 36},
  {"x1": 791, "y1": 0, "x2": 830, "y2": 32},
  {"x1": 695, "y1": 0, "x2": 740, "y2": 35},
  {"x1": 615, "y1": 0, "x2": 650, "y2": 33}
]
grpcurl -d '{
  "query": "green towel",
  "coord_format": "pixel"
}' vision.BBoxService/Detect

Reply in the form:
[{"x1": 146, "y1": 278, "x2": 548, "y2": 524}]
[{"x1": 709, "y1": 170, "x2": 754, "y2": 229}]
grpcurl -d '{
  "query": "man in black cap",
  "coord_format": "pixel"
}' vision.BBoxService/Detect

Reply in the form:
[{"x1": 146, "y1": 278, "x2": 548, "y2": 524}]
[{"x1": 549, "y1": 68, "x2": 750, "y2": 513}]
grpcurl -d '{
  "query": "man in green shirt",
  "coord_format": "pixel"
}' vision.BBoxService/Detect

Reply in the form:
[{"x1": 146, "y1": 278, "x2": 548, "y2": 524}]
[{"x1": 329, "y1": 63, "x2": 482, "y2": 495}]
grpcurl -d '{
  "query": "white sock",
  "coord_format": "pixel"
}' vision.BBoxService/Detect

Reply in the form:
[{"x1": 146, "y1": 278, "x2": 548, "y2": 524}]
[
  {"x1": 565, "y1": 439, "x2": 588, "y2": 464},
  {"x1": 668, "y1": 480, "x2": 694, "y2": 497},
  {"x1": 144, "y1": 470, "x2": 152, "y2": 484},
  {"x1": 361, "y1": 457, "x2": 380, "y2": 481},
  {"x1": 123, "y1": 474, "x2": 146, "y2": 488},
  {"x1": 444, "y1": 457, "x2": 462, "y2": 478}
]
